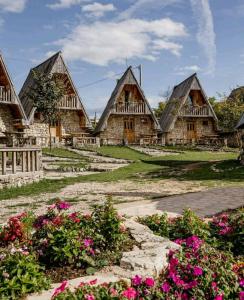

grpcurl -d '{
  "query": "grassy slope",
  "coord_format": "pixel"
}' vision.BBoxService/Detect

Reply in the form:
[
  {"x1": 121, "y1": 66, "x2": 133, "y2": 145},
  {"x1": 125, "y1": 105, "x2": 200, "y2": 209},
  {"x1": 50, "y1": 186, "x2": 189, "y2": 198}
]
[
  {"x1": 0, "y1": 147, "x2": 242, "y2": 201},
  {"x1": 96, "y1": 146, "x2": 149, "y2": 160},
  {"x1": 42, "y1": 147, "x2": 84, "y2": 160}
]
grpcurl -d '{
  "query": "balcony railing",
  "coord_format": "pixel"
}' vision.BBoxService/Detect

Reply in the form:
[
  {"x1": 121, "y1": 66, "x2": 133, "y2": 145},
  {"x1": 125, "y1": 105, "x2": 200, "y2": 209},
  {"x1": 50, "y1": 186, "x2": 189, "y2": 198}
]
[
  {"x1": 180, "y1": 105, "x2": 210, "y2": 117},
  {"x1": 113, "y1": 102, "x2": 149, "y2": 114},
  {"x1": 0, "y1": 86, "x2": 14, "y2": 103},
  {"x1": 59, "y1": 95, "x2": 79, "y2": 109}
]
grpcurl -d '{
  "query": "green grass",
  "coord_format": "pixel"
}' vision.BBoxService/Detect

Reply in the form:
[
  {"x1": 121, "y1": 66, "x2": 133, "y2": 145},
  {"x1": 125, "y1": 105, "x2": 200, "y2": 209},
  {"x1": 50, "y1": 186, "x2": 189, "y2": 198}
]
[
  {"x1": 0, "y1": 148, "x2": 242, "y2": 201},
  {"x1": 42, "y1": 147, "x2": 84, "y2": 160},
  {"x1": 96, "y1": 146, "x2": 149, "y2": 160}
]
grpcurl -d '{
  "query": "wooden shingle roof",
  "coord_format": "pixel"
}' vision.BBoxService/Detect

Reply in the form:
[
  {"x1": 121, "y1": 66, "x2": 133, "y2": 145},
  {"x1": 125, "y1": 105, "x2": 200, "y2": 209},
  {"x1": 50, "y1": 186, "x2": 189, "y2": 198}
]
[
  {"x1": 94, "y1": 66, "x2": 160, "y2": 134},
  {"x1": 159, "y1": 73, "x2": 218, "y2": 133},
  {"x1": 0, "y1": 53, "x2": 28, "y2": 123},
  {"x1": 19, "y1": 52, "x2": 91, "y2": 126}
]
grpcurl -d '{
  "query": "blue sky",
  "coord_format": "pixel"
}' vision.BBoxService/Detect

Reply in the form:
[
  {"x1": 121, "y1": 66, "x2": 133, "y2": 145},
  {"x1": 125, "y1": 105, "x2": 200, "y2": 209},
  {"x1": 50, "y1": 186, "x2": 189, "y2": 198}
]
[{"x1": 0, "y1": 0, "x2": 244, "y2": 117}]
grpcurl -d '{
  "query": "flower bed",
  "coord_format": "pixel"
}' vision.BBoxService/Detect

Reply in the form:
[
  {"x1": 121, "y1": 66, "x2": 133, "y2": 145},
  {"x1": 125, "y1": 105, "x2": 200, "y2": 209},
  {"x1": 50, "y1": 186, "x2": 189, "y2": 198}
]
[
  {"x1": 51, "y1": 236, "x2": 244, "y2": 299},
  {"x1": 0, "y1": 198, "x2": 132, "y2": 299}
]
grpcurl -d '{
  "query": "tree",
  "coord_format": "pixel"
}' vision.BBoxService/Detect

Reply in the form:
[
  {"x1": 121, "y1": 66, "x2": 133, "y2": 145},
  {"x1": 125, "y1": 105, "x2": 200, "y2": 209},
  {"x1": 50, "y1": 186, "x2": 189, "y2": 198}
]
[
  {"x1": 28, "y1": 71, "x2": 64, "y2": 149},
  {"x1": 153, "y1": 86, "x2": 172, "y2": 118},
  {"x1": 213, "y1": 88, "x2": 244, "y2": 132}
]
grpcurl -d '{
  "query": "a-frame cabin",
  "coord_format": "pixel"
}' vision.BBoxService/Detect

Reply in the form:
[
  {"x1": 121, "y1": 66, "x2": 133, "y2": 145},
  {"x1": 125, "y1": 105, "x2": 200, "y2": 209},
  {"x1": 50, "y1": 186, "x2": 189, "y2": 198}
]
[
  {"x1": 0, "y1": 53, "x2": 27, "y2": 143},
  {"x1": 19, "y1": 52, "x2": 91, "y2": 146},
  {"x1": 159, "y1": 73, "x2": 218, "y2": 145},
  {"x1": 94, "y1": 66, "x2": 160, "y2": 145}
]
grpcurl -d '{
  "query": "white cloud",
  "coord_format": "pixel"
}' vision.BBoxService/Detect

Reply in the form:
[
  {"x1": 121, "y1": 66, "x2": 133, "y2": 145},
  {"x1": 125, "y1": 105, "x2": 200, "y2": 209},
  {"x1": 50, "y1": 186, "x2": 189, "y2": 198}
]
[
  {"x1": 0, "y1": 0, "x2": 28, "y2": 13},
  {"x1": 0, "y1": 17, "x2": 4, "y2": 27},
  {"x1": 47, "y1": 0, "x2": 90, "y2": 10},
  {"x1": 52, "y1": 18, "x2": 187, "y2": 66},
  {"x1": 82, "y1": 2, "x2": 116, "y2": 18},
  {"x1": 118, "y1": 0, "x2": 181, "y2": 20},
  {"x1": 190, "y1": 0, "x2": 216, "y2": 74},
  {"x1": 175, "y1": 65, "x2": 201, "y2": 75}
]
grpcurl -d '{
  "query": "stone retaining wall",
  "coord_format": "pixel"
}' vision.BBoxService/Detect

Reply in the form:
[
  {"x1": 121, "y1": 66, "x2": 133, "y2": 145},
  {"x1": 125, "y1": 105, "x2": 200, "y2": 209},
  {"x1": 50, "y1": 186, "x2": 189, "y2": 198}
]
[{"x1": 0, "y1": 171, "x2": 44, "y2": 189}]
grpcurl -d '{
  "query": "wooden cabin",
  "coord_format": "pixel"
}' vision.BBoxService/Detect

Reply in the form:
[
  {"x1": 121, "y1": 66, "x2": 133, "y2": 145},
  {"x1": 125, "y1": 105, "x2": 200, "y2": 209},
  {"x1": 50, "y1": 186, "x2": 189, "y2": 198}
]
[
  {"x1": 0, "y1": 54, "x2": 28, "y2": 146},
  {"x1": 94, "y1": 67, "x2": 160, "y2": 145},
  {"x1": 19, "y1": 52, "x2": 92, "y2": 146},
  {"x1": 236, "y1": 113, "x2": 244, "y2": 164},
  {"x1": 160, "y1": 73, "x2": 219, "y2": 145}
]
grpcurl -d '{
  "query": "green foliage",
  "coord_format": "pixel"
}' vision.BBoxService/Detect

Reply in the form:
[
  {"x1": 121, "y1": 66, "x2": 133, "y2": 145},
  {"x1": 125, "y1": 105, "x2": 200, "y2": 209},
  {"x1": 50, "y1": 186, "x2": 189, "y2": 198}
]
[
  {"x1": 153, "y1": 101, "x2": 167, "y2": 118},
  {"x1": 213, "y1": 88, "x2": 244, "y2": 131},
  {"x1": 96, "y1": 146, "x2": 149, "y2": 161},
  {"x1": 42, "y1": 147, "x2": 85, "y2": 160},
  {"x1": 0, "y1": 251, "x2": 50, "y2": 300},
  {"x1": 138, "y1": 213, "x2": 170, "y2": 238}
]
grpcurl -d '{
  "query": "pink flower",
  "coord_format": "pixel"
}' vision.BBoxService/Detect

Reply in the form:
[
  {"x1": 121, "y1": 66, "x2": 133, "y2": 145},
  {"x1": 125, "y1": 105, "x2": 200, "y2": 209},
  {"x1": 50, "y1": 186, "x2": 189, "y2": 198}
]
[
  {"x1": 211, "y1": 282, "x2": 218, "y2": 291},
  {"x1": 110, "y1": 288, "x2": 118, "y2": 296},
  {"x1": 122, "y1": 287, "x2": 137, "y2": 299},
  {"x1": 52, "y1": 280, "x2": 68, "y2": 299},
  {"x1": 161, "y1": 282, "x2": 171, "y2": 293},
  {"x1": 84, "y1": 238, "x2": 93, "y2": 248},
  {"x1": 239, "y1": 278, "x2": 244, "y2": 287},
  {"x1": 56, "y1": 201, "x2": 71, "y2": 211},
  {"x1": 219, "y1": 226, "x2": 233, "y2": 235},
  {"x1": 193, "y1": 266, "x2": 203, "y2": 276},
  {"x1": 144, "y1": 277, "x2": 155, "y2": 287},
  {"x1": 132, "y1": 275, "x2": 142, "y2": 286},
  {"x1": 214, "y1": 295, "x2": 224, "y2": 300},
  {"x1": 239, "y1": 291, "x2": 244, "y2": 300},
  {"x1": 85, "y1": 294, "x2": 95, "y2": 300},
  {"x1": 89, "y1": 279, "x2": 97, "y2": 285}
]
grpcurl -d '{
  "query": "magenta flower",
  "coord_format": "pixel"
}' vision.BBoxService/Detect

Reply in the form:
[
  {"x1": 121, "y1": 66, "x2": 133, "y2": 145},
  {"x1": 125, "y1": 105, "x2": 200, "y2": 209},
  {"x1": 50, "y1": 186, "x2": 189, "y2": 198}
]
[
  {"x1": 214, "y1": 295, "x2": 224, "y2": 300},
  {"x1": 219, "y1": 226, "x2": 232, "y2": 235},
  {"x1": 161, "y1": 282, "x2": 171, "y2": 293},
  {"x1": 85, "y1": 294, "x2": 95, "y2": 300},
  {"x1": 239, "y1": 291, "x2": 244, "y2": 300},
  {"x1": 132, "y1": 275, "x2": 142, "y2": 286},
  {"x1": 144, "y1": 277, "x2": 155, "y2": 287},
  {"x1": 56, "y1": 201, "x2": 71, "y2": 211},
  {"x1": 122, "y1": 287, "x2": 137, "y2": 299},
  {"x1": 84, "y1": 238, "x2": 93, "y2": 248},
  {"x1": 239, "y1": 278, "x2": 244, "y2": 287},
  {"x1": 52, "y1": 280, "x2": 68, "y2": 299},
  {"x1": 211, "y1": 282, "x2": 218, "y2": 291},
  {"x1": 193, "y1": 266, "x2": 203, "y2": 276}
]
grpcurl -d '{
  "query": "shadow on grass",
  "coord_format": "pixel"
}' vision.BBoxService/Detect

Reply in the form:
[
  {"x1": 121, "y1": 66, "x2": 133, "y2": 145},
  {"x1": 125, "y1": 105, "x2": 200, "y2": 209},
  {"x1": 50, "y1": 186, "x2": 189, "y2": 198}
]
[{"x1": 144, "y1": 159, "x2": 244, "y2": 182}]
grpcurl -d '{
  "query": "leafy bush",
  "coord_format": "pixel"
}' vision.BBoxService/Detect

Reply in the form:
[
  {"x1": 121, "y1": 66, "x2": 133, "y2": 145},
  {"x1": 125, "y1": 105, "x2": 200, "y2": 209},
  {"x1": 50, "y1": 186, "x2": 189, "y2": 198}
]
[
  {"x1": 139, "y1": 209, "x2": 210, "y2": 241},
  {"x1": 210, "y1": 208, "x2": 244, "y2": 256},
  {"x1": 0, "y1": 249, "x2": 50, "y2": 300}
]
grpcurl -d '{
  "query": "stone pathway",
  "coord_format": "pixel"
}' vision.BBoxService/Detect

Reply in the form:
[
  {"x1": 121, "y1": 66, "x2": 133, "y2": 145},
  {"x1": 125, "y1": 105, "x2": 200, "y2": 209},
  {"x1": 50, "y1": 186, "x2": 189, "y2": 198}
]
[
  {"x1": 129, "y1": 146, "x2": 179, "y2": 157},
  {"x1": 117, "y1": 187, "x2": 244, "y2": 217}
]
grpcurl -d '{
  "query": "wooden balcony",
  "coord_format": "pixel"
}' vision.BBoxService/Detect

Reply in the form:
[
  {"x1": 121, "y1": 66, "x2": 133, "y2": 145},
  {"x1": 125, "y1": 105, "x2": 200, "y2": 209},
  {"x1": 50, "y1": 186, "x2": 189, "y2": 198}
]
[
  {"x1": 0, "y1": 86, "x2": 14, "y2": 103},
  {"x1": 180, "y1": 105, "x2": 211, "y2": 117},
  {"x1": 112, "y1": 102, "x2": 150, "y2": 114},
  {"x1": 59, "y1": 95, "x2": 79, "y2": 110}
]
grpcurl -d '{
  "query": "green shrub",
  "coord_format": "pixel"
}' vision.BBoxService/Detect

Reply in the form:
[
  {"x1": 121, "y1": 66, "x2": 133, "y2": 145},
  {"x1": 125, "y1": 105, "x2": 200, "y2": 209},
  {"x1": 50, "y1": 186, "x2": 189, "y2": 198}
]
[{"x1": 0, "y1": 250, "x2": 50, "y2": 300}]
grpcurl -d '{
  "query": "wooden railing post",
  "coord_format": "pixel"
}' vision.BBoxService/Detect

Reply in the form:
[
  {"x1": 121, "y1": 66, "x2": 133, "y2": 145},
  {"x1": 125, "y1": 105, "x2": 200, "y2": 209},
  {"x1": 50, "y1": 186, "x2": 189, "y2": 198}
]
[
  {"x1": 2, "y1": 151, "x2": 7, "y2": 175},
  {"x1": 12, "y1": 151, "x2": 17, "y2": 174},
  {"x1": 22, "y1": 151, "x2": 26, "y2": 172}
]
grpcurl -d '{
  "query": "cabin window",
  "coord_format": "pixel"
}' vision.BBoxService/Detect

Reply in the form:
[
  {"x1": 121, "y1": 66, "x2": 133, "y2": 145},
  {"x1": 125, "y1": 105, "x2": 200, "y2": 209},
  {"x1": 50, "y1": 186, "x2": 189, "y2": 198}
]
[
  {"x1": 125, "y1": 90, "x2": 130, "y2": 103},
  {"x1": 203, "y1": 120, "x2": 209, "y2": 126}
]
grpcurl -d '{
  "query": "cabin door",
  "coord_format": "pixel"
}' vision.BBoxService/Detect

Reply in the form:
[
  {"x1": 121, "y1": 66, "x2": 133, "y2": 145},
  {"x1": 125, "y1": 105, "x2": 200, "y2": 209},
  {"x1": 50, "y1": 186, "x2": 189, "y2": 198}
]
[
  {"x1": 50, "y1": 121, "x2": 62, "y2": 140},
  {"x1": 124, "y1": 118, "x2": 135, "y2": 144},
  {"x1": 187, "y1": 122, "x2": 197, "y2": 141}
]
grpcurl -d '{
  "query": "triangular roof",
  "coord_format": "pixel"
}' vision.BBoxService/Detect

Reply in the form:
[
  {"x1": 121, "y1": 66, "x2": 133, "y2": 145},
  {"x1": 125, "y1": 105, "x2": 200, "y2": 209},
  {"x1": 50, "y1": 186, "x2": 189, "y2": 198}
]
[
  {"x1": 160, "y1": 73, "x2": 218, "y2": 133},
  {"x1": 236, "y1": 113, "x2": 244, "y2": 130},
  {"x1": 0, "y1": 53, "x2": 27, "y2": 122},
  {"x1": 19, "y1": 52, "x2": 91, "y2": 126},
  {"x1": 94, "y1": 66, "x2": 160, "y2": 133}
]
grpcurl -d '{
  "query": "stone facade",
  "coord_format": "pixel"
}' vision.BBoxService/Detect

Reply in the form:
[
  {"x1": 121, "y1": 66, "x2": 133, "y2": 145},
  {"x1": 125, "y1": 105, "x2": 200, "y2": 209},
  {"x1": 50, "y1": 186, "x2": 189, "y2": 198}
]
[
  {"x1": 24, "y1": 110, "x2": 87, "y2": 146},
  {"x1": 165, "y1": 117, "x2": 217, "y2": 145},
  {"x1": 99, "y1": 115, "x2": 157, "y2": 145},
  {"x1": 0, "y1": 105, "x2": 15, "y2": 135}
]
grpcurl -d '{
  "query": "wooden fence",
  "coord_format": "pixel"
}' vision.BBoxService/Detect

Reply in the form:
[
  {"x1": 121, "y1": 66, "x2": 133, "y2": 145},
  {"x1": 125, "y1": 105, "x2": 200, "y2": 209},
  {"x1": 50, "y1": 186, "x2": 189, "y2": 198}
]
[{"x1": 0, "y1": 147, "x2": 42, "y2": 175}]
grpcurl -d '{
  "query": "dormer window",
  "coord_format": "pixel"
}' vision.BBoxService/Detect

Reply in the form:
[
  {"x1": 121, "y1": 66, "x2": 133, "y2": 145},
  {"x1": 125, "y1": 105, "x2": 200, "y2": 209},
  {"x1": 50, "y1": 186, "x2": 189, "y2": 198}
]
[{"x1": 187, "y1": 95, "x2": 194, "y2": 107}]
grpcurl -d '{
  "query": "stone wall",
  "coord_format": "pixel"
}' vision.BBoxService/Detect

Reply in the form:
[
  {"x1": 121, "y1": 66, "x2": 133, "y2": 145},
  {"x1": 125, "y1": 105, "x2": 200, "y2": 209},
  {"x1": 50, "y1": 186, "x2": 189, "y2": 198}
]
[
  {"x1": 99, "y1": 115, "x2": 157, "y2": 145},
  {"x1": 0, "y1": 105, "x2": 15, "y2": 135},
  {"x1": 165, "y1": 117, "x2": 217, "y2": 145},
  {"x1": 0, "y1": 171, "x2": 44, "y2": 190}
]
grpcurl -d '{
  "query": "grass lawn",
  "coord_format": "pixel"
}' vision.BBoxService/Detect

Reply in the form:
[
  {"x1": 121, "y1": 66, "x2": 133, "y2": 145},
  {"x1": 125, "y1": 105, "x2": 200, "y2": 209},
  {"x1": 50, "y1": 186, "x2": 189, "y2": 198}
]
[
  {"x1": 96, "y1": 146, "x2": 149, "y2": 160},
  {"x1": 0, "y1": 148, "x2": 242, "y2": 201},
  {"x1": 42, "y1": 147, "x2": 85, "y2": 160}
]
